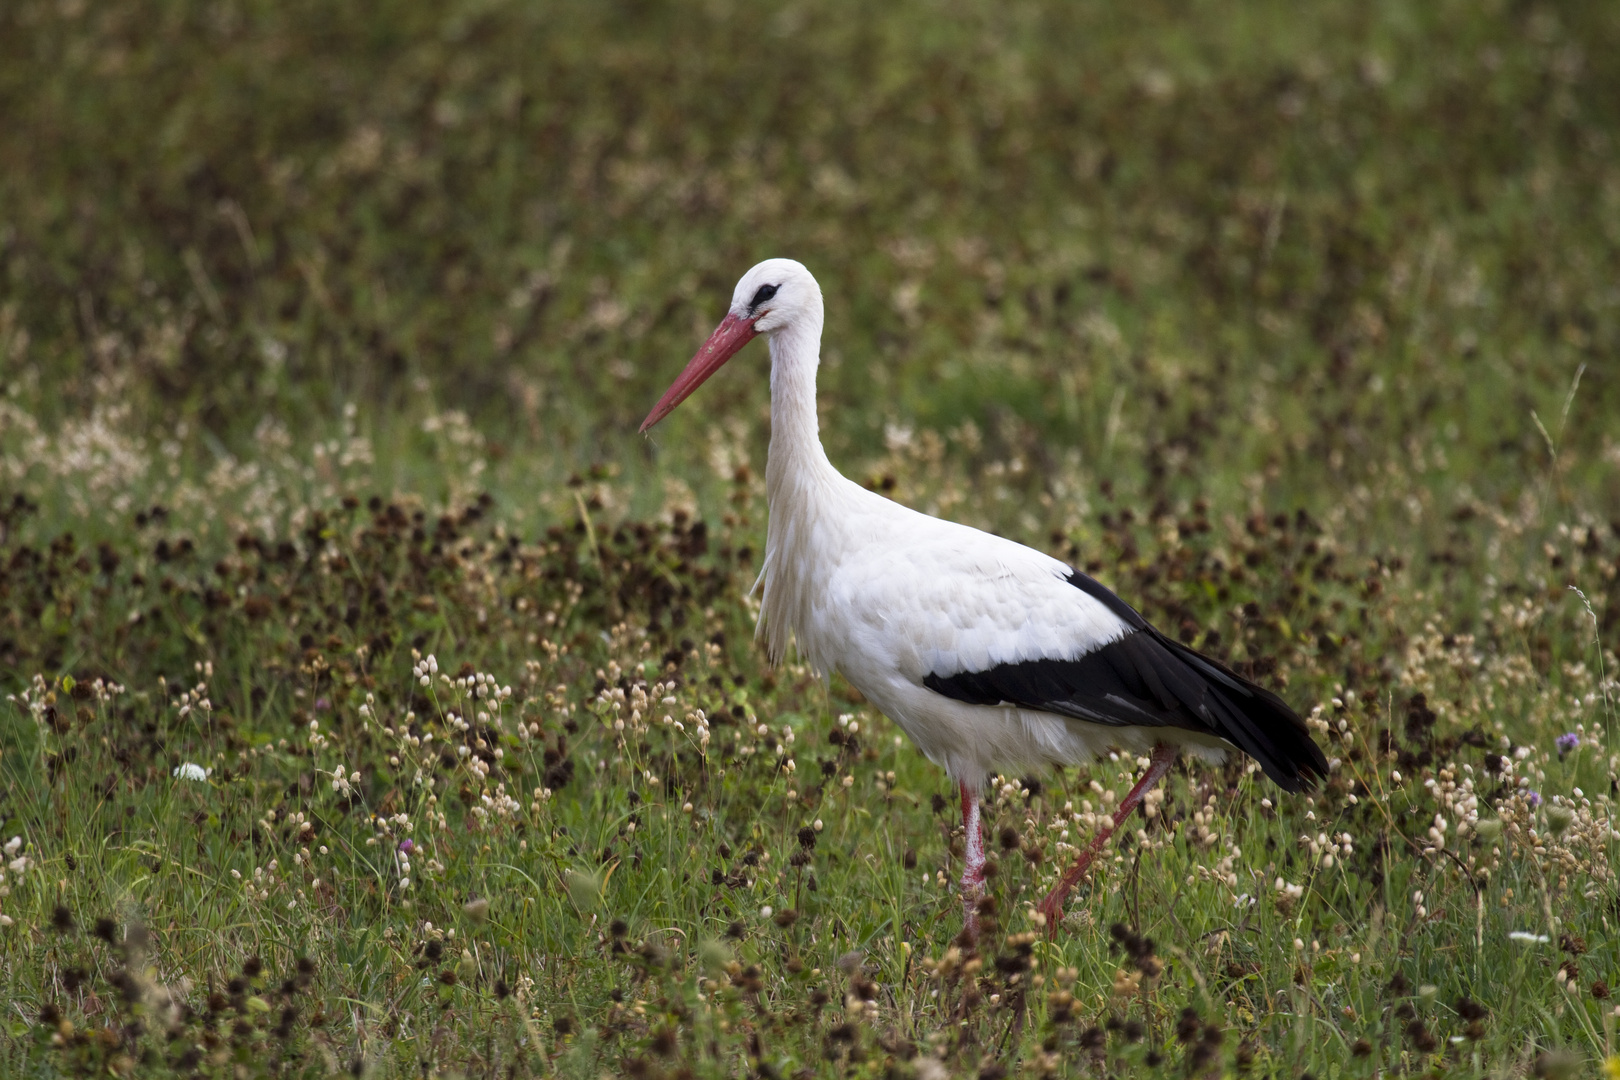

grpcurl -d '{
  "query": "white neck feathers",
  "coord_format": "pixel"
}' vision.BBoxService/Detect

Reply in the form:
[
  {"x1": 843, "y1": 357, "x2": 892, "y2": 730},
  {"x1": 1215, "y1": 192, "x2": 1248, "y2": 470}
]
[{"x1": 756, "y1": 306, "x2": 849, "y2": 669}]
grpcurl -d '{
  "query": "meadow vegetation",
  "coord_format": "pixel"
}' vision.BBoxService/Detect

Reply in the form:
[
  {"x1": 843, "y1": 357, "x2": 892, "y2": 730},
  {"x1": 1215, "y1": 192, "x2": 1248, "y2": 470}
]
[{"x1": 1, "y1": 0, "x2": 1619, "y2": 1075}]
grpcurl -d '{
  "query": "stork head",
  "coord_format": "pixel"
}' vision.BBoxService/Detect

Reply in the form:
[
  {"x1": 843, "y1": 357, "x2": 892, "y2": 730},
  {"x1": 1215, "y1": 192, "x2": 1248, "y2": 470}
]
[{"x1": 640, "y1": 258, "x2": 820, "y2": 432}]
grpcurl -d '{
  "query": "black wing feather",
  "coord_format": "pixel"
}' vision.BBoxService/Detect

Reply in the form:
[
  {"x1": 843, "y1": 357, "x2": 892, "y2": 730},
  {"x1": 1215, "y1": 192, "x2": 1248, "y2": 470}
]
[{"x1": 922, "y1": 571, "x2": 1328, "y2": 792}]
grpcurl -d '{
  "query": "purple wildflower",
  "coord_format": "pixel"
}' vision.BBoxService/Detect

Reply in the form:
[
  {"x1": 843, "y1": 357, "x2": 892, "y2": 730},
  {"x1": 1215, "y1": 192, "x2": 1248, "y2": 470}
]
[
  {"x1": 1525, "y1": 790, "x2": 1542, "y2": 809},
  {"x1": 398, "y1": 839, "x2": 415, "y2": 854},
  {"x1": 314, "y1": 697, "x2": 331, "y2": 712},
  {"x1": 1556, "y1": 732, "x2": 1579, "y2": 757}
]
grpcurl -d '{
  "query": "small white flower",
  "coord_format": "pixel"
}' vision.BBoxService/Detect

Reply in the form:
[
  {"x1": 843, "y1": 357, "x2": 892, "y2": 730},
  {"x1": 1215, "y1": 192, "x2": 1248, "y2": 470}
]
[
  {"x1": 173, "y1": 762, "x2": 210, "y2": 782},
  {"x1": 1508, "y1": 931, "x2": 1549, "y2": 943}
]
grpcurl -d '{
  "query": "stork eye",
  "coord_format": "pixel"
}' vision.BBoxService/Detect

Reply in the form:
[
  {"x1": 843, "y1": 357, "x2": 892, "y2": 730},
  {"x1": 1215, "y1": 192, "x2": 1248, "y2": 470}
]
[{"x1": 749, "y1": 284, "x2": 779, "y2": 310}]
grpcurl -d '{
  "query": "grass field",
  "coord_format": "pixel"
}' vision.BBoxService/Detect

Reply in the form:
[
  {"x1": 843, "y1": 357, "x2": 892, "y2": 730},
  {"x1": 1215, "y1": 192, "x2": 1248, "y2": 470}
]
[{"x1": 2, "y1": 0, "x2": 1620, "y2": 1075}]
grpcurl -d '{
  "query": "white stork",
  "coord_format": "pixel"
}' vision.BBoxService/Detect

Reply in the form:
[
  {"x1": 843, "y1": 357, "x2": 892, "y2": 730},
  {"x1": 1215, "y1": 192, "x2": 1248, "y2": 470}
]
[{"x1": 641, "y1": 259, "x2": 1327, "y2": 935}]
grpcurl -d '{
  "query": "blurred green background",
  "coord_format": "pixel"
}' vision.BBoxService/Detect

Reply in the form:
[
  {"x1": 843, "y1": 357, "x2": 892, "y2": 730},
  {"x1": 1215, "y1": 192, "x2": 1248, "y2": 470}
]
[{"x1": 4, "y1": 0, "x2": 1616, "y2": 536}]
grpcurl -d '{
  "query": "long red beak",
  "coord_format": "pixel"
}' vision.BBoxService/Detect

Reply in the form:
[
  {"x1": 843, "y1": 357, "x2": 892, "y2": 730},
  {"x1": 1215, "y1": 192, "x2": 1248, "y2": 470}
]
[{"x1": 639, "y1": 312, "x2": 759, "y2": 432}]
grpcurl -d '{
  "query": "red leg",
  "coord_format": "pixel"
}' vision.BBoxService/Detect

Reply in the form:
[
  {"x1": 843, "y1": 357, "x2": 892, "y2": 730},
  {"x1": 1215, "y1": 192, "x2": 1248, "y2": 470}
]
[
  {"x1": 1038, "y1": 744, "x2": 1178, "y2": 936},
  {"x1": 958, "y1": 781, "x2": 986, "y2": 939}
]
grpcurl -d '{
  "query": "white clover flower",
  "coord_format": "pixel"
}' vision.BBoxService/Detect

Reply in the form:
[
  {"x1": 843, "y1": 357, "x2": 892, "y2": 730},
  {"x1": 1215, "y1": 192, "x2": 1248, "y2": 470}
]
[{"x1": 172, "y1": 762, "x2": 210, "y2": 782}]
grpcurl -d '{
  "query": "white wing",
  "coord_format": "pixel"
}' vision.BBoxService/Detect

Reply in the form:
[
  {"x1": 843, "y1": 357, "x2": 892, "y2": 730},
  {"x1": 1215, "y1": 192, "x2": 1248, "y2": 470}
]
[{"x1": 818, "y1": 502, "x2": 1132, "y2": 685}]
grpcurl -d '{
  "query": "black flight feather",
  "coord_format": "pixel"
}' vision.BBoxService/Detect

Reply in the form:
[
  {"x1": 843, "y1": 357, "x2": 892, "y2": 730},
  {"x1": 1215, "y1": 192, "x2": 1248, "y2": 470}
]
[{"x1": 922, "y1": 571, "x2": 1328, "y2": 792}]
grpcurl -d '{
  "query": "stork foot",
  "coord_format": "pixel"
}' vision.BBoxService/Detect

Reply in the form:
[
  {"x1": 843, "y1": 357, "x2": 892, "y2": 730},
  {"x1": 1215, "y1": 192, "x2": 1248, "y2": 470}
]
[
  {"x1": 959, "y1": 891, "x2": 983, "y2": 943},
  {"x1": 1035, "y1": 892, "x2": 1064, "y2": 937},
  {"x1": 1036, "y1": 842, "x2": 1102, "y2": 939}
]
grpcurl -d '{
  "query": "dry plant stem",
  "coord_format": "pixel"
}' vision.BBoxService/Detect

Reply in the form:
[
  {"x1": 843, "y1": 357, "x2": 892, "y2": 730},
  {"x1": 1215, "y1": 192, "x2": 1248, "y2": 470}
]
[
  {"x1": 1037, "y1": 743, "x2": 1178, "y2": 936},
  {"x1": 1532, "y1": 361, "x2": 1586, "y2": 521}
]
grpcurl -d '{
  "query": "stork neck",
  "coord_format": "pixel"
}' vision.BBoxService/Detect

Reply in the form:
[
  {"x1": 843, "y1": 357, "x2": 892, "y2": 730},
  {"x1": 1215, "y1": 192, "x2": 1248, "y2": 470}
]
[
  {"x1": 765, "y1": 321, "x2": 836, "y2": 490},
  {"x1": 754, "y1": 293, "x2": 845, "y2": 672}
]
